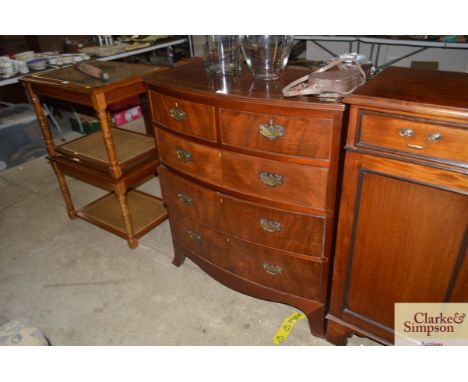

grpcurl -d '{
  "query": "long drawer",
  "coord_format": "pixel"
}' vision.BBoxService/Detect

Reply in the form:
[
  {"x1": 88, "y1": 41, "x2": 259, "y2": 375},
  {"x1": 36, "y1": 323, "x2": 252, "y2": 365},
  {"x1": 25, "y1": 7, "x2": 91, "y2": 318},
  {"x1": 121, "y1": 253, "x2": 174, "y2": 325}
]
[
  {"x1": 160, "y1": 167, "x2": 326, "y2": 258},
  {"x1": 220, "y1": 108, "x2": 333, "y2": 159},
  {"x1": 356, "y1": 109, "x2": 468, "y2": 165},
  {"x1": 171, "y1": 212, "x2": 324, "y2": 300}
]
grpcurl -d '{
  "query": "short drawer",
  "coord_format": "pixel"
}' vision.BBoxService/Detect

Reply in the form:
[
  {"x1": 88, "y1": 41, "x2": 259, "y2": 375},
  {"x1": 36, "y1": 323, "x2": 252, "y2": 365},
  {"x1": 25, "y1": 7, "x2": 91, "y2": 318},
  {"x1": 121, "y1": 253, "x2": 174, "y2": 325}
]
[
  {"x1": 160, "y1": 168, "x2": 326, "y2": 258},
  {"x1": 171, "y1": 213, "x2": 323, "y2": 300},
  {"x1": 171, "y1": 212, "x2": 229, "y2": 269},
  {"x1": 150, "y1": 91, "x2": 217, "y2": 142},
  {"x1": 159, "y1": 166, "x2": 218, "y2": 227},
  {"x1": 220, "y1": 108, "x2": 333, "y2": 159},
  {"x1": 221, "y1": 150, "x2": 328, "y2": 211},
  {"x1": 157, "y1": 129, "x2": 222, "y2": 185},
  {"x1": 357, "y1": 110, "x2": 468, "y2": 164}
]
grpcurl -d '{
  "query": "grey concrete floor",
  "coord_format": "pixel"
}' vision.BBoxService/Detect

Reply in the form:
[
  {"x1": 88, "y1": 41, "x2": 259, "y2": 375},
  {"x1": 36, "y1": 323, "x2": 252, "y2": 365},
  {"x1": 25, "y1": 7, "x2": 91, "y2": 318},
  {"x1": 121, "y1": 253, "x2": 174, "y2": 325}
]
[{"x1": 0, "y1": 154, "x2": 379, "y2": 346}]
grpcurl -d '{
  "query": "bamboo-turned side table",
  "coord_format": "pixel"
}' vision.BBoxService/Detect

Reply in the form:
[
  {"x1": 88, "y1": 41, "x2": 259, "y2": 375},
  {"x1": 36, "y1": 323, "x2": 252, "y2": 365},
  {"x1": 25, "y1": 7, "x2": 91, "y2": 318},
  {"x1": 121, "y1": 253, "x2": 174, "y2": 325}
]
[{"x1": 20, "y1": 61, "x2": 168, "y2": 248}]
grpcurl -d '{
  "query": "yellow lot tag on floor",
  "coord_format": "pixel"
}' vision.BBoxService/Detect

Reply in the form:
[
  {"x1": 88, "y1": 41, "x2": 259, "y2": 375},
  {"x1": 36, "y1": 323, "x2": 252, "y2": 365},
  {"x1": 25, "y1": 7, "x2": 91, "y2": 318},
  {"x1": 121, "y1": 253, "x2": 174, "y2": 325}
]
[{"x1": 273, "y1": 312, "x2": 305, "y2": 345}]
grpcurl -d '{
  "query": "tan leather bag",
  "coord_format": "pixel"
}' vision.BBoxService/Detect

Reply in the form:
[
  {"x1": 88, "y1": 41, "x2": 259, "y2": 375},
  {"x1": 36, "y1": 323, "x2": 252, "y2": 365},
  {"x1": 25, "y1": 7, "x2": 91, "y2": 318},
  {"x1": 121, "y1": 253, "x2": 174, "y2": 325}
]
[{"x1": 282, "y1": 58, "x2": 367, "y2": 98}]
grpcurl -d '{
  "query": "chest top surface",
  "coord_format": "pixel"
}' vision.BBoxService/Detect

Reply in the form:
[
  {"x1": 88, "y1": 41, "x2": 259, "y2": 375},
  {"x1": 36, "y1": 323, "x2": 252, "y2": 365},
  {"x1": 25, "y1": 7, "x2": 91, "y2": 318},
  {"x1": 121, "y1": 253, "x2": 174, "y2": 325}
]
[{"x1": 146, "y1": 59, "x2": 345, "y2": 111}]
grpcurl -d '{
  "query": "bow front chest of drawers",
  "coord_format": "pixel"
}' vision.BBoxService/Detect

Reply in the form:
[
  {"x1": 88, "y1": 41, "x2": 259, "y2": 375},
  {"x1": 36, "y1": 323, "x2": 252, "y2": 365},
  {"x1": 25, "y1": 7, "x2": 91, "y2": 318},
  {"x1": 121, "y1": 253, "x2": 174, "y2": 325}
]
[{"x1": 146, "y1": 61, "x2": 346, "y2": 336}]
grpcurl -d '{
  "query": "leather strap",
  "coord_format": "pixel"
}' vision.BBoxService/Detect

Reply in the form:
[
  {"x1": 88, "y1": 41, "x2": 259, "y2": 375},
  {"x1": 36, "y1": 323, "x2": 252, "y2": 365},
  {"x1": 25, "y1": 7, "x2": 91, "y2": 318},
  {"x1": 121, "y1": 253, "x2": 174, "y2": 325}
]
[{"x1": 282, "y1": 58, "x2": 367, "y2": 97}]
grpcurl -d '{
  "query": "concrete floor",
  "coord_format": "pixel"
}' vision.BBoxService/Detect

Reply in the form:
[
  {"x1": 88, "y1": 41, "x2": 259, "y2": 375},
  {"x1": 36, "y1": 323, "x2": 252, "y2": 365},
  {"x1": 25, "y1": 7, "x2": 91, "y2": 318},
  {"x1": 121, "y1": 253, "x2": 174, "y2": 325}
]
[{"x1": 0, "y1": 153, "x2": 379, "y2": 346}]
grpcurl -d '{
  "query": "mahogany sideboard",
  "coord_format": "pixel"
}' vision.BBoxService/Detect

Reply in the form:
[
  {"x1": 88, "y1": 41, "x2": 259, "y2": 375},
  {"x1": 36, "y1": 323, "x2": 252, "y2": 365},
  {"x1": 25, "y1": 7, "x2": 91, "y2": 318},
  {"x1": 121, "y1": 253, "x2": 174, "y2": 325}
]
[
  {"x1": 20, "y1": 61, "x2": 168, "y2": 248},
  {"x1": 327, "y1": 67, "x2": 468, "y2": 345},
  {"x1": 146, "y1": 61, "x2": 346, "y2": 336}
]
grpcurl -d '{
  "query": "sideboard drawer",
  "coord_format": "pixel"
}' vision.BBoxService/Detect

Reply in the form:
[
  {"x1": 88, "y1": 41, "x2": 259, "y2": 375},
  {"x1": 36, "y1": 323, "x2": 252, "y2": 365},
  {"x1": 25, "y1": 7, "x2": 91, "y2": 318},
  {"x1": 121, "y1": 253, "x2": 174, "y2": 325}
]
[
  {"x1": 220, "y1": 108, "x2": 333, "y2": 159},
  {"x1": 171, "y1": 213, "x2": 323, "y2": 300},
  {"x1": 157, "y1": 129, "x2": 222, "y2": 185},
  {"x1": 150, "y1": 91, "x2": 217, "y2": 142},
  {"x1": 221, "y1": 150, "x2": 328, "y2": 210},
  {"x1": 357, "y1": 110, "x2": 468, "y2": 164}
]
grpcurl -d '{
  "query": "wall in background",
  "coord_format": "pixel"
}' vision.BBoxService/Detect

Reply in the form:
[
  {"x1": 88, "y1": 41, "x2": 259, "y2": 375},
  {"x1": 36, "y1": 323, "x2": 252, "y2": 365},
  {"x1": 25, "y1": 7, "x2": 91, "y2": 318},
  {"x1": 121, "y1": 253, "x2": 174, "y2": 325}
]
[
  {"x1": 191, "y1": 35, "x2": 205, "y2": 57},
  {"x1": 305, "y1": 39, "x2": 468, "y2": 72}
]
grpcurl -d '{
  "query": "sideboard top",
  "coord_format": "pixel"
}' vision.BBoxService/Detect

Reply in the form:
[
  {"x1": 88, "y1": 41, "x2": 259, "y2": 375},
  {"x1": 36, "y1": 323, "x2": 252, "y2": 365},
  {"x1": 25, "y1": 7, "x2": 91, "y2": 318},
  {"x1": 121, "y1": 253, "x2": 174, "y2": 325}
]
[{"x1": 345, "y1": 66, "x2": 468, "y2": 119}]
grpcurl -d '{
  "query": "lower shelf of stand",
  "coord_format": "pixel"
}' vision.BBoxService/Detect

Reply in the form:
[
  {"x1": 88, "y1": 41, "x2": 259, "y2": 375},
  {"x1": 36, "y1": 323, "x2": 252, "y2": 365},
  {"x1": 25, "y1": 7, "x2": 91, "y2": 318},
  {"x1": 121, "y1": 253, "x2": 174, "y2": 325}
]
[
  {"x1": 56, "y1": 128, "x2": 157, "y2": 174},
  {"x1": 76, "y1": 189, "x2": 168, "y2": 240}
]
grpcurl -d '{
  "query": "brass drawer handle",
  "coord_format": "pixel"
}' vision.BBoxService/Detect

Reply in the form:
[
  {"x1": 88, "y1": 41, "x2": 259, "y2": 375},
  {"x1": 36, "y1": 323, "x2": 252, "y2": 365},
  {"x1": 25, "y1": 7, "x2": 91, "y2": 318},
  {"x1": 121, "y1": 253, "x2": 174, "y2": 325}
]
[
  {"x1": 259, "y1": 171, "x2": 284, "y2": 187},
  {"x1": 260, "y1": 218, "x2": 282, "y2": 233},
  {"x1": 427, "y1": 132, "x2": 442, "y2": 142},
  {"x1": 259, "y1": 119, "x2": 285, "y2": 140},
  {"x1": 187, "y1": 230, "x2": 202, "y2": 242},
  {"x1": 399, "y1": 128, "x2": 442, "y2": 150},
  {"x1": 176, "y1": 148, "x2": 192, "y2": 162},
  {"x1": 169, "y1": 103, "x2": 186, "y2": 121},
  {"x1": 263, "y1": 262, "x2": 283, "y2": 276},
  {"x1": 399, "y1": 128, "x2": 414, "y2": 138},
  {"x1": 178, "y1": 192, "x2": 193, "y2": 205}
]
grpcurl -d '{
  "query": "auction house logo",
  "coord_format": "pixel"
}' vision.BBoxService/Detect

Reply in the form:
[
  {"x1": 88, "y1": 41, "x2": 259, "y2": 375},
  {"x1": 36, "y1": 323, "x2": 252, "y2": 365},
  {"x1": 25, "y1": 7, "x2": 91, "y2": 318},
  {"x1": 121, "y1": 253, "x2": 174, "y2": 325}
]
[{"x1": 395, "y1": 303, "x2": 468, "y2": 346}]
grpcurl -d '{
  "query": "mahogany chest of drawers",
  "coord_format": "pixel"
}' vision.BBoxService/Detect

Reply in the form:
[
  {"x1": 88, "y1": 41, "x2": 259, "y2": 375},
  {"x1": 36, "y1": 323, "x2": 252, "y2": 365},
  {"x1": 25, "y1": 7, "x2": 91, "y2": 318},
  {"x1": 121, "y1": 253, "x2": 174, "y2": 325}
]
[
  {"x1": 327, "y1": 67, "x2": 468, "y2": 345},
  {"x1": 146, "y1": 60, "x2": 346, "y2": 337}
]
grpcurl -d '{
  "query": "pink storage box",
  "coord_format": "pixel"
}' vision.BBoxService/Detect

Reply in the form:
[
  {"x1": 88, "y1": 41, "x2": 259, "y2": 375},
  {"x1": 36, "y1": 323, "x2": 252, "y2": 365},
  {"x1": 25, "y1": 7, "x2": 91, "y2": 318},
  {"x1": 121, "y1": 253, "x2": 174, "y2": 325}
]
[{"x1": 113, "y1": 105, "x2": 142, "y2": 127}]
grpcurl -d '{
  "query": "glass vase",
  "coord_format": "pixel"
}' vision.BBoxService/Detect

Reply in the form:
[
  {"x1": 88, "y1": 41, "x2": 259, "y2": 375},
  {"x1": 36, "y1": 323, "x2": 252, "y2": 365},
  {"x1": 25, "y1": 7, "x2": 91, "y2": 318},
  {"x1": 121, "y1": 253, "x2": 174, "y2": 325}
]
[{"x1": 240, "y1": 35, "x2": 295, "y2": 80}]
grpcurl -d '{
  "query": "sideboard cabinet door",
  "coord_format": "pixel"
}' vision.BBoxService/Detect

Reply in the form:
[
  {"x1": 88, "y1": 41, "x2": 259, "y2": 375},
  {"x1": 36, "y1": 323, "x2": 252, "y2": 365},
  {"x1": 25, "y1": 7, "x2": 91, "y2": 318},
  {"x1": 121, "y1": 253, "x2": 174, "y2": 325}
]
[{"x1": 327, "y1": 152, "x2": 467, "y2": 344}]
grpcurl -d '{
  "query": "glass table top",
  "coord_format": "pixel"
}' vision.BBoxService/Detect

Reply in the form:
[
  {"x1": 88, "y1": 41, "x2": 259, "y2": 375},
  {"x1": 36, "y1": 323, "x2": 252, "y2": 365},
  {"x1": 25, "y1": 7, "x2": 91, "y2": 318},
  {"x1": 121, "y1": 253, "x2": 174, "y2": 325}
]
[{"x1": 27, "y1": 61, "x2": 159, "y2": 88}]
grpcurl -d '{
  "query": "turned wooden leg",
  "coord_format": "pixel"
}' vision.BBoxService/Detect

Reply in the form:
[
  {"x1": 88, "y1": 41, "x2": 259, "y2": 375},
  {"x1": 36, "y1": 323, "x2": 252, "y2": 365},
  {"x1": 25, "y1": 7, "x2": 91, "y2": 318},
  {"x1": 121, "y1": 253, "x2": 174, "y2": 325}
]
[
  {"x1": 114, "y1": 185, "x2": 138, "y2": 249},
  {"x1": 326, "y1": 320, "x2": 352, "y2": 346},
  {"x1": 93, "y1": 94, "x2": 121, "y2": 179},
  {"x1": 50, "y1": 162, "x2": 77, "y2": 219},
  {"x1": 24, "y1": 83, "x2": 56, "y2": 157},
  {"x1": 172, "y1": 241, "x2": 186, "y2": 267}
]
